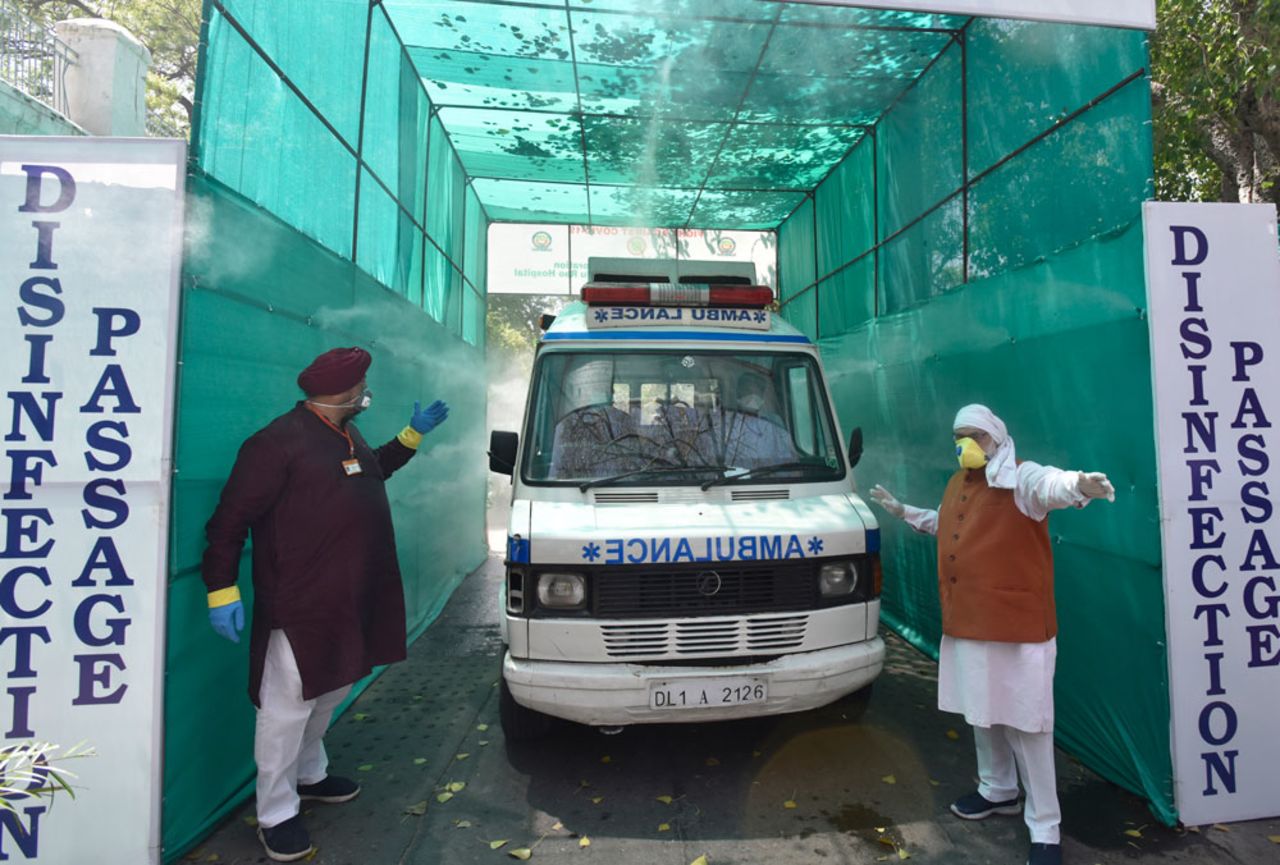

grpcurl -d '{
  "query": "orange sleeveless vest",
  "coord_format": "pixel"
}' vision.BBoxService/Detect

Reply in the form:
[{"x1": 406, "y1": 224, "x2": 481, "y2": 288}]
[{"x1": 936, "y1": 468, "x2": 1057, "y2": 643}]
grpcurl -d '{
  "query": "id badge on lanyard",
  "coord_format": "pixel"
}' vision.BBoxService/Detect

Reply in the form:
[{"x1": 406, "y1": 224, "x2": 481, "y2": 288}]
[{"x1": 342, "y1": 458, "x2": 363, "y2": 476}]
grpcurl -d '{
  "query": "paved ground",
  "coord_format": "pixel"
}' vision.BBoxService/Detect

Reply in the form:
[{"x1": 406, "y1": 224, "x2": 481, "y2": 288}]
[{"x1": 187, "y1": 548, "x2": 1279, "y2": 865}]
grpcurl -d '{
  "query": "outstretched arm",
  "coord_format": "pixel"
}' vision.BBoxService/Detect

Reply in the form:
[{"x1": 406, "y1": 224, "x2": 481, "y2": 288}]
[
  {"x1": 1015, "y1": 462, "x2": 1115, "y2": 521},
  {"x1": 869, "y1": 484, "x2": 939, "y2": 536}
]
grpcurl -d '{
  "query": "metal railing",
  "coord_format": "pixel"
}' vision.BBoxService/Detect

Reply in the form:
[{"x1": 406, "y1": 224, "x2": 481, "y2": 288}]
[{"x1": 0, "y1": 0, "x2": 77, "y2": 115}]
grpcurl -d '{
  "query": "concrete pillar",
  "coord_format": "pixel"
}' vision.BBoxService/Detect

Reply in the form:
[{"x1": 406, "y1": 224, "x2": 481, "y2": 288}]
[{"x1": 53, "y1": 18, "x2": 152, "y2": 137}]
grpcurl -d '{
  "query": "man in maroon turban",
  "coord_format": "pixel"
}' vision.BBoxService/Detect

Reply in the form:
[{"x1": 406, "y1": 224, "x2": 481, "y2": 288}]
[{"x1": 201, "y1": 346, "x2": 449, "y2": 861}]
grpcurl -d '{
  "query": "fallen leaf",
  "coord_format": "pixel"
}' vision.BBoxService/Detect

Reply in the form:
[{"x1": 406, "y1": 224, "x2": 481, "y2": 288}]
[
  {"x1": 1212, "y1": 824, "x2": 1231, "y2": 833},
  {"x1": 509, "y1": 848, "x2": 533, "y2": 860},
  {"x1": 875, "y1": 827, "x2": 885, "y2": 833},
  {"x1": 877, "y1": 837, "x2": 896, "y2": 848},
  {"x1": 897, "y1": 849, "x2": 910, "y2": 860},
  {"x1": 356, "y1": 764, "x2": 374, "y2": 772},
  {"x1": 448, "y1": 781, "x2": 466, "y2": 793},
  {"x1": 455, "y1": 819, "x2": 472, "y2": 829},
  {"x1": 600, "y1": 755, "x2": 612, "y2": 764},
  {"x1": 413, "y1": 757, "x2": 427, "y2": 765},
  {"x1": 689, "y1": 856, "x2": 708, "y2": 865},
  {"x1": 354, "y1": 713, "x2": 369, "y2": 721},
  {"x1": 489, "y1": 840, "x2": 508, "y2": 850},
  {"x1": 705, "y1": 757, "x2": 720, "y2": 767},
  {"x1": 185, "y1": 848, "x2": 206, "y2": 861},
  {"x1": 436, "y1": 792, "x2": 453, "y2": 804},
  {"x1": 658, "y1": 823, "x2": 670, "y2": 832},
  {"x1": 579, "y1": 779, "x2": 591, "y2": 788},
  {"x1": 656, "y1": 795, "x2": 674, "y2": 804},
  {"x1": 591, "y1": 796, "x2": 603, "y2": 805},
  {"x1": 404, "y1": 801, "x2": 428, "y2": 816},
  {"x1": 579, "y1": 837, "x2": 591, "y2": 848},
  {"x1": 242, "y1": 816, "x2": 258, "y2": 827},
  {"x1": 928, "y1": 779, "x2": 940, "y2": 787},
  {"x1": 456, "y1": 753, "x2": 471, "y2": 761},
  {"x1": 552, "y1": 822, "x2": 563, "y2": 831},
  {"x1": 205, "y1": 856, "x2": 220, "y2": 863},
  {"x1": 945, "y1": 730, "x2": 960, "y2": 740},
  {"x1": 1268, "y1": 834, "x2": 1280, "y2": 844},
  {"x1": 783, "y1": 800, "x2": 797, "y2": 810},
  {"x1": 1124, "y1": 829, "x2": 1142, "y2": 839},
  {"x1": 477, "y1": 723, "x2": 490, "y2": 732},
  {"x1": 479, "y1": 740, "x2": 490, "y2": 746},
  {"x1": 752, "y1": 750, "x2": 762, "y2": 758},
  {"x1": 881, "y1": 774, "x2": 896, "y2": 785}
]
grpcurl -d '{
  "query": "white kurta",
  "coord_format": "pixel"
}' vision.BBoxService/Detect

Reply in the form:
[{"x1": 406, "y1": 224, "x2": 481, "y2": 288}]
[{"x1": 902, "y1": 461, "x2": 1091, "y2": 733}]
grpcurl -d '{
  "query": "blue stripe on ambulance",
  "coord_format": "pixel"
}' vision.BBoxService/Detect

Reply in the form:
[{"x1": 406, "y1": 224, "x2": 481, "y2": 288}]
[{"x1": 543, "y1": 330, "x2": 812, "y2": 344}]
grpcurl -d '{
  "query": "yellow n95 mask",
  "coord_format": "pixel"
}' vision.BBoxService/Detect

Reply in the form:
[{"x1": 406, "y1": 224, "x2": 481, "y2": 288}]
[{"x1": 955, "y1": 437, "x2": 988, "y2": 470}]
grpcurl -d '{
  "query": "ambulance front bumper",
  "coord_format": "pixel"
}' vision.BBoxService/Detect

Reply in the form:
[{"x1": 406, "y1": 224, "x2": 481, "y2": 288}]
[{"x1": 502, "y1": 637, "x2": 884, "y2": 727}]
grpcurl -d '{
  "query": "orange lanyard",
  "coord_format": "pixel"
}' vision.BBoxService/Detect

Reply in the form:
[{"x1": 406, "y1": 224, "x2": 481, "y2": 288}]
[{"x1": 306, "y1": 404, "x2": 355, "y2": 459}]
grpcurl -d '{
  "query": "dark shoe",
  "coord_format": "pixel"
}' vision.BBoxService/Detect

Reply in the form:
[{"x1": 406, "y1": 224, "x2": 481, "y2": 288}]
[
  {"x1": 950, "y1": 791, "x2": 1022, "y2": 820},
  {"x1": 297, "y1": 774, "x2": 361, "y2": 803},
  {"x1": 1027, "y1": 842, "x2": 1062, "y2": 865},
  {"x1": 258, "y1": 815, "x2": 314, "y2": 862}
]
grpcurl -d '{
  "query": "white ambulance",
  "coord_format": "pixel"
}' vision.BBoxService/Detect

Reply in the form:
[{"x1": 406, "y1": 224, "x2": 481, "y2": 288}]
[{"x1": 489, "y1": 258, "x2": 884, "y2": 739}]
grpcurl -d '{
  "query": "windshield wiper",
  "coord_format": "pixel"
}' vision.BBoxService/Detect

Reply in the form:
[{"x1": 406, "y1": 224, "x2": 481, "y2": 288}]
[
  {"x1": 579, "y1": 464, "x2": 732, "y2": 492},
  {"x1": 700, "y1": 461, "x2": 833, "y2": 490}
]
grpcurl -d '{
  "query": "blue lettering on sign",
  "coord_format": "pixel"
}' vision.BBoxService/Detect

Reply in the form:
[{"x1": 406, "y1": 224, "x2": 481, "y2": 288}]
[{"x1": 589, "y1": 534, "x2": 821, "y2": 564}]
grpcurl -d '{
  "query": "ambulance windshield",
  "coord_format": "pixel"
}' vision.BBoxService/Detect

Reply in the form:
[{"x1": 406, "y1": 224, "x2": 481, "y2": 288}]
[{"x1": 523, "y1": 351, "x2": 844, "y2": 485}]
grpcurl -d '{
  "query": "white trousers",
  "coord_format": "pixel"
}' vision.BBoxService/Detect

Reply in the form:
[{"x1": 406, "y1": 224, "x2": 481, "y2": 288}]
[
  {"x1": 973, "y1": 724, "x2": 1061, "y2": 844},
  {"x1": 255, "y1": 630, "x2": 351, "y2": 828}
]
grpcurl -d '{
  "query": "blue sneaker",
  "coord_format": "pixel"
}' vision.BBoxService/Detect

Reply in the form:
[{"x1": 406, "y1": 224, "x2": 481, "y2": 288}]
[
  {"x1": 1027, "y1": 842, "x2": 1062, "y2": 865},
  {"x1": 949, "y1": 791, "x2": 1022, "y2": 820},
  {"x1": 258, "y1": 815, "x2": 314, "y2": 862},
  {"x1": 297, "y1": 774, "x2": 360, "y2": 803}
]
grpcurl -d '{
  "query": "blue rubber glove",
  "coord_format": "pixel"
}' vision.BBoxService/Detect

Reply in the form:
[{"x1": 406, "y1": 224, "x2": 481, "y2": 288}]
[
  {"x1": 410, "y1": 399, "x2": 449, "y2": 434},
  {"x1": 209, "y1": 600, "x2": 245, "y2": 643}
]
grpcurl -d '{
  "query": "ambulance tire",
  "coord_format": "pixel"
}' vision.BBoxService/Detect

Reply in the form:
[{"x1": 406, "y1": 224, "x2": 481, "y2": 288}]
[
  {"x1": 500, "y1": 676, "x2": 553, "y2": 741},
  {"x1": 839, "y1": 683, "x2": 875, "y2": 721}
]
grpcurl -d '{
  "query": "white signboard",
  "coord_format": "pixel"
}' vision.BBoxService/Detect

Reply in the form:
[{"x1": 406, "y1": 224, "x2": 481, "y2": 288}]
[
  {"x1": 585, "y1": 306, "x2": 770, "y2": 331},
  {"x1": 1143, "y1": 202, "x2": 1280, "y2": 826},
  {"x1": 1, "y1": 137, "x2": 184, "y2": 863},
  {"x1": 788, "y1": 0, "x2": 1155, "y2": 30}
]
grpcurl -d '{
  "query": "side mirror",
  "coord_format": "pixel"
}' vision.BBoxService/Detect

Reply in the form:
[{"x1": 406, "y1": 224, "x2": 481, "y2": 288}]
[
  {"x1": 489, "y1": 430, "x2": 518, "y2": 476},
  {"x1": 847, "y1": 427, "x2": 863, "y2": 470}
]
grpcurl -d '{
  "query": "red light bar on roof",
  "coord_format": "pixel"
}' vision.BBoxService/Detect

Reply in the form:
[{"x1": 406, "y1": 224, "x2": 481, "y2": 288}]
[{"x1": 582, "y1": 282, "x2": 773, "y2": 308}]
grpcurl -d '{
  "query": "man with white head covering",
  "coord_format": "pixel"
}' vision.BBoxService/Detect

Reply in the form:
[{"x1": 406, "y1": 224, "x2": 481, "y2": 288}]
[{"x1": 869, "y1": 404, "x2": 1114, "y2": 865}]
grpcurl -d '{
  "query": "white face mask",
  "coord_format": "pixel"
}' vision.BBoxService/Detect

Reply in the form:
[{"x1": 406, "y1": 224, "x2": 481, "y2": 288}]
[
  {"x1": 740, "y1": 394, "x2": 764, "y2": 413},
  {"x1": 311, "y1": 388, "x2": 372, "y2": 413}
]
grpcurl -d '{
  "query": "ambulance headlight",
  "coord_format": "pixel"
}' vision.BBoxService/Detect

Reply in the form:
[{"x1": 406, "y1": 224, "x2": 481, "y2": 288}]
[
  {"x1": 818, "y1": 562, "x2": 858, "y2": 597},
  {"x1": 537, "y1": 572, "x2": 587, "y2": 609}
]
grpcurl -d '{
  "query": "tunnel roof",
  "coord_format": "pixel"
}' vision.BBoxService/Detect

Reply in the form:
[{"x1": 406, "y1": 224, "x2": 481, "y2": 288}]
[{"x1": 382, "y1": 0, "x2": 968, "y2": 229}]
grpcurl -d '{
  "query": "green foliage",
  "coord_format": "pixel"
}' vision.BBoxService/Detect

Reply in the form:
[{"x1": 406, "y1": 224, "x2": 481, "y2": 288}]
[
  {"x1": 1151, "y1": 0, "x2": 1280, "y2": 203},
  {"x1": 486, "y1": 293, "x2": 568, "y2": 358},
  {"x1": 0, "y1": 741, "x2": 95, "y2": 809},
  {"x1": 24, "y1": 0, "x2": 201, "y2": 133}
]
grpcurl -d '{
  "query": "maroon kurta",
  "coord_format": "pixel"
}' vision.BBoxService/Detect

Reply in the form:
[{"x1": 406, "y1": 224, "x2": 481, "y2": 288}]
[{"x1": 202, "y1": 403, "x2": 416, "y2": 705}]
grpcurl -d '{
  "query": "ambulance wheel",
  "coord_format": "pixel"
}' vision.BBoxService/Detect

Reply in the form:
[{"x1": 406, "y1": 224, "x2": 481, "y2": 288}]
[
  {"x1": 499, "y1": 676, "x2": 553, "y2": 741},
  {"x1": 839, "y1": 683, "x2": 875, "y2": 720}
]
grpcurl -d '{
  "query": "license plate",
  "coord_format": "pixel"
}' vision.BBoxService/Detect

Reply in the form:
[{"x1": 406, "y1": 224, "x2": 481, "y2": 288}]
[{"x1": 649, "y1": 677, "x2": 767, "y2": 710}]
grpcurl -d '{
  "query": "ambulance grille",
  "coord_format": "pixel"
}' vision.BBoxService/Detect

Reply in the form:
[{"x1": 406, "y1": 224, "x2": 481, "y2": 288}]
[
  {"x1": 593, "y1": 491, "x2": 660, "y2": 504},
  {"x1": 592, "y1": 562, "x2": 816, "y2": 618},
  {"x1": 600, "y1": 614, "x2": 809, "y2": 659},
  {"x1": 730, "y1": 488, "x2": 790, "y2": 501}
]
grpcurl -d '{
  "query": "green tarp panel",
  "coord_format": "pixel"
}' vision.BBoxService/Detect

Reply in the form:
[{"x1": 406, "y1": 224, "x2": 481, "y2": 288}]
[
  {"x1": 776, "y1": 18, "x2": 1171, "y2": 823},
  {"x1": 168, "y1": 1, "x2": 491, "y2": 857}
]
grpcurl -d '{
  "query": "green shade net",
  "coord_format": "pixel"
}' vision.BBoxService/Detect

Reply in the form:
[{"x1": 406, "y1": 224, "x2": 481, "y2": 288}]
[
  {"x1": 776, "y1": 16, "x2": 1172, "y2": 825},
  {"x1": 384, "y1": 0, "x2": 962, "y2": 227}
]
